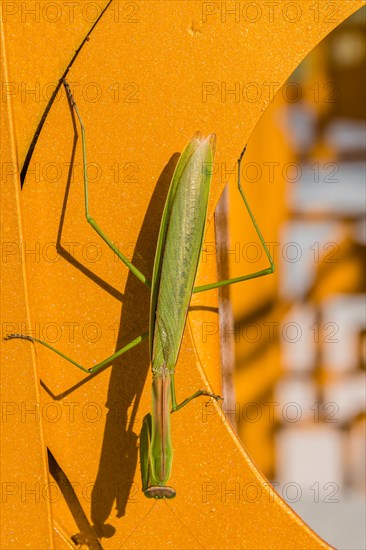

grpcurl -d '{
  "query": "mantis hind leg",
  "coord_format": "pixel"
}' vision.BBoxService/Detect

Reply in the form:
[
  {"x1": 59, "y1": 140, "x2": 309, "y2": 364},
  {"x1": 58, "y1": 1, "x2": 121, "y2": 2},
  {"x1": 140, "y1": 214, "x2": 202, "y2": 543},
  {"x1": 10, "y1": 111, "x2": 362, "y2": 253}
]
[
  {"x1": 63, "y1": 80, "x2": 151, "y2": 288},
  {"x1": 193, "y1": 144, "x2": 274, "y2": 294}
]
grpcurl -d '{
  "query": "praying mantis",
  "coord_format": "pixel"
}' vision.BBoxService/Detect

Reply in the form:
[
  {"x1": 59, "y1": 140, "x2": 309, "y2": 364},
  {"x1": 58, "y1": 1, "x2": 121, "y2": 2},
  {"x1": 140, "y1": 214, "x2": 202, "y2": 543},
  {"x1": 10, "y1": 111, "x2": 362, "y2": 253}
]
[{"x1": 5, "y1": 80, "x2": 274, "y2": 499}]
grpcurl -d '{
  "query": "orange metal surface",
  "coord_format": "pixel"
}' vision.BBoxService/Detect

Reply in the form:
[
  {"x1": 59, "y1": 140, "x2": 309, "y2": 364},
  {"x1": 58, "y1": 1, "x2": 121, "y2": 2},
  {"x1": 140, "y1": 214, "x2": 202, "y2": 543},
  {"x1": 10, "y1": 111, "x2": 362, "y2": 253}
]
[
  {"x1": 1, "y1": 1, "x2": 364, "y2": 548},
  {"x1": 1, "y1": 17, "x2": 54, "y2": 548}
]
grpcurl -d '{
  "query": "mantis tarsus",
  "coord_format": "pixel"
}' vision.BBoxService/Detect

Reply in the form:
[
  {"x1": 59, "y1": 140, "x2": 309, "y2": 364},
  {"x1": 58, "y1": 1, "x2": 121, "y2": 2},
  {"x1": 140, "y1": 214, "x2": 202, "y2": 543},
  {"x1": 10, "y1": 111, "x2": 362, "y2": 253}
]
[{"x1": 6, "y1": 79, "x2": 274, "y2": 499}]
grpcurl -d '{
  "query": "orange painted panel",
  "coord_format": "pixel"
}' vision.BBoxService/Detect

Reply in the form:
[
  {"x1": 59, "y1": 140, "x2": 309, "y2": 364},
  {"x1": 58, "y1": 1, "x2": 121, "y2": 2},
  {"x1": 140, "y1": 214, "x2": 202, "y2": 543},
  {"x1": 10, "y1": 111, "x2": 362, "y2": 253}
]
[{"x1": 1, "y1": 1, "x2": 364, "y2": 547}]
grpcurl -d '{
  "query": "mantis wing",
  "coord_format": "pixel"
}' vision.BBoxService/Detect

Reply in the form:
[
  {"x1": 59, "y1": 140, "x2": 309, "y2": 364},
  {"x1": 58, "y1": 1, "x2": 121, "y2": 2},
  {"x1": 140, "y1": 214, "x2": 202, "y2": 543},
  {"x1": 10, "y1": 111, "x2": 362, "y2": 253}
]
[
  {"x1": 150, "y1": 133, "x2": 216, "y2": 371},
  {"x1": 149, "y1": 132, "x2": 204, "y2": 360}
]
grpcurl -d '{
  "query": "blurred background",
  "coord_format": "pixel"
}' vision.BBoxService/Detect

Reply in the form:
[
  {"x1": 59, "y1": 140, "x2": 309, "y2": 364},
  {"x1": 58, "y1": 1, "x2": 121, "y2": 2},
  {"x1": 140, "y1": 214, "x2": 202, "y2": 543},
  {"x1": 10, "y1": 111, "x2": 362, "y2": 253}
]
[{"x1": 227, "y1": 6, "x2": 365, "y2": 549}]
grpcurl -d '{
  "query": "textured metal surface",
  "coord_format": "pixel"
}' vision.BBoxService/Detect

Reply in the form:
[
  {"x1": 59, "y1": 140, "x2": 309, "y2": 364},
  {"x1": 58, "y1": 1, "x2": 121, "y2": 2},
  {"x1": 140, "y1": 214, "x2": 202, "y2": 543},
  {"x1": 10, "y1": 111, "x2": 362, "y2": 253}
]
[{"x1": 1, "y1": 1, "x2": 363, "y2": 547}]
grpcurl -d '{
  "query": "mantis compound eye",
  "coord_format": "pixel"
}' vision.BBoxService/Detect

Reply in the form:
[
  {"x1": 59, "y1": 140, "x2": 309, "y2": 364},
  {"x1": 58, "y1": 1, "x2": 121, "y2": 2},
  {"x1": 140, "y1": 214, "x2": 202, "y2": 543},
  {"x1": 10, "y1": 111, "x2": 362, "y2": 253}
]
[{"x1": 144, "y1": 486, "x2": 176, "y2": 499}]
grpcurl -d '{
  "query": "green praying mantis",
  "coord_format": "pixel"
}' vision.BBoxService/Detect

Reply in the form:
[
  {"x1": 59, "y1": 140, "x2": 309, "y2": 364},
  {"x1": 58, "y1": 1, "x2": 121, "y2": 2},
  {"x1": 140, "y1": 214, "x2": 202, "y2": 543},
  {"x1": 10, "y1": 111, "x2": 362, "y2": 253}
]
[{"x1": 5, "y1": 79, "x2": 274, "y2": 499}]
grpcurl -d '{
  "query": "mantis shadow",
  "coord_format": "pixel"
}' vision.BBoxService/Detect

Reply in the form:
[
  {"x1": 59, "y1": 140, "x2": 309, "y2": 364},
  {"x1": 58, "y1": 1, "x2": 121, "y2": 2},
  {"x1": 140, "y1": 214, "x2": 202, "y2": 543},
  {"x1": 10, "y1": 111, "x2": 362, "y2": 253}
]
[
  {"x1": 88, "y1": 154, "x2": 179, "y2": 538},
  {"x1": 39, "y1": 95, "x2": 180, "y2": 542}
]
